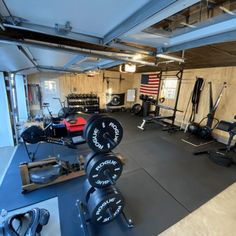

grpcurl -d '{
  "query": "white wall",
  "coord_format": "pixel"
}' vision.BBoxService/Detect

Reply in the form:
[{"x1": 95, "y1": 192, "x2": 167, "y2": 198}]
[
  {"x1": 15, "y1": 74, "x2": 28, "y2": 121},
  {"x1": 0, "y1": 72, "x2": 14, "y2": 147}
]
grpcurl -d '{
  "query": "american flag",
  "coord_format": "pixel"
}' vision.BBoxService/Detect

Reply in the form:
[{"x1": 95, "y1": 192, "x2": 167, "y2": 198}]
[{"x1": 140, "y1": 73, "x2": 160, "y2": 95}]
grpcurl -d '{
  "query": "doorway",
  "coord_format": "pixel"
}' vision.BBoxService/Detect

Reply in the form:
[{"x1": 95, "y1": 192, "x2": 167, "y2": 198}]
[{"x1": 40, "y1": 78, "x2": 61, "y2": 116}]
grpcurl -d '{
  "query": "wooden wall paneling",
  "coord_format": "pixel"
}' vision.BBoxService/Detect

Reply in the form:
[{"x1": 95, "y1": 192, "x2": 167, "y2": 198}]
[
  {"x1": 27, "y1": 66, "x2": 236, "y2": 142},
  {"x1": 27, "y1": 71, "x2": 136, "y2": 110},
  {"x1": 132, "y1": 67, "x2": 236, "y2": 142}
]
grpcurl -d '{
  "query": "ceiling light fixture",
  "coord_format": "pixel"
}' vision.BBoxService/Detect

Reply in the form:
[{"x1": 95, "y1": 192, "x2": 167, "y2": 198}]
[
  {"x1": 156, "y1": 54, "x2": 185, "y2": 63},
  {"x1": 132, "y1": 54, "x2": 143, "y2": 60},
  {"x1": 86, "y1": 69, "x2": 100, "y2": 77},
  {"x1": 119, "y1": 63, "x2": 136, "y2": 73}
]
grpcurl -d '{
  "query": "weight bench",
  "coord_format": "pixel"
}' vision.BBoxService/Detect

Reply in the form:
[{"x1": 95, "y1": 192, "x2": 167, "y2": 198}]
[{"x1": 137, "y1": 115, "x2": 175, "y2": 131}]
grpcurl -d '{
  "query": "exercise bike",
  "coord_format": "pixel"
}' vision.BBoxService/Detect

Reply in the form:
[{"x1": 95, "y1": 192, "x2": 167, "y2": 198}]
[
  {"x1": 194, "y1": 116, "x2": 236, "y2": 167},
  {"x1": 22, "y1": 101, "x2": 87, "y2": 161}
]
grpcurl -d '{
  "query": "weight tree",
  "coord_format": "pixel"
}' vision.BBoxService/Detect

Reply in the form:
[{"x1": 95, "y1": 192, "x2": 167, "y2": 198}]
[{"x1": 77, "y1": 115, "x2": 133, "y2": 235}]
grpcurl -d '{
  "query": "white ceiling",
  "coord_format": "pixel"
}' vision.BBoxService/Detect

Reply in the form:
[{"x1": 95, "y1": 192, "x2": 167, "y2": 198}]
[
  {"x1": 0, "y1": 0, "x2": 235, "y2": 74},
  {"x1": 28, "y1": 47, "x2": 76, "y2": 67},
  {"x1": 0, "y1": 44, "x2": 31, "y2": 71},
  {"x1": 5, "y1": 0, "x2": 150, "y2": 37}
]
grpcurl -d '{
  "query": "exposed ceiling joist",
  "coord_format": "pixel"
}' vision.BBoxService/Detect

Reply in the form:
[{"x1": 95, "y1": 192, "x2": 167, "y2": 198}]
[
  {"x1": 160, "y1": 11, "x2": 236, "y2": 54},
  {"x1": 109, "y1": 40, "x2": 154, "y2": 55},
  {"x1": 169, "y1": 16, "x2": 236, "y2": 47},
  {"x1": 163, "y1": 30, "x2": 236, "y2": 53},
  {"x1": 113, "y1": 0, "x2": 200, "y2": 45},
  {"x1": 103, "y1": 0, "x2": 178, "y2": 44}
]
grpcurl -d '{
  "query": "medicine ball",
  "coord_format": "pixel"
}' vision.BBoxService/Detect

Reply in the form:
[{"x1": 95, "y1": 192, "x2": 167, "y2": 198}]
[{"x1": 187, "y1": 123, "x2": 200, "y2": 135}]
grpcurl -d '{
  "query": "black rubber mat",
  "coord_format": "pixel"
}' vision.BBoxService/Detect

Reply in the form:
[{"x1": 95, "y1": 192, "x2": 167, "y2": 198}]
[
  {"x1": 1, "y1": 112, "x2": 236, "y2": 235},
  {"x1": 60, "y1": 169, "x2": 188, "y2": 236},
  {"x1": 112, "y1": 113, "x2": 236, "y2": 211}
]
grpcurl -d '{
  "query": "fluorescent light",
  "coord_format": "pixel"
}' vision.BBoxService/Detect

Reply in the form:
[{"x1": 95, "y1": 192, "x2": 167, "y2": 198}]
[
  {"x1": 219, "y1": 6, "x2": 235, "y2": 15},
  {"x1": 132, "y1": 54, "x2": 143, "y2": 60},
  {"x1": 156, "y1": 54, "x2": 185, "y2": 63},
  {"x1": 180, "y1": 22, "x2": 197, "y2": 28}
]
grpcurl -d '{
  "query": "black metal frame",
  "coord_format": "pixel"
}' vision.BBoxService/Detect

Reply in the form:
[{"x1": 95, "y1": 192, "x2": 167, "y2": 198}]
[
  {"x1": 205, "y1": 81, "x2": 227, "y2": 128},
  {"x1": 194, "y1": 118, "x2": 236, "y2": 166},
  {"x1": 76, "y1": 200, "x2": 133, "y2": 236},
  {"x1": 23, "y1": 141, "x2": 41, "y2": 161},
  {"x1": 138, "y1": 68, "x2": 184, "y2": 131}
]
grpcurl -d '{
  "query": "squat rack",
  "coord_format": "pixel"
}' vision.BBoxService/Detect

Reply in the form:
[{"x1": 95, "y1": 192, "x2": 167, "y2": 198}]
[{"x1": 138, "y1": 68, "x2": 184, "y2": 131}]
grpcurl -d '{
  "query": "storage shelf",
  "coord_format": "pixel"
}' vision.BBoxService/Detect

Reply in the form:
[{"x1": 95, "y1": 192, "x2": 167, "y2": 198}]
[{"x1": 67, "y1": 93, "x2": 100, "y2": 114}]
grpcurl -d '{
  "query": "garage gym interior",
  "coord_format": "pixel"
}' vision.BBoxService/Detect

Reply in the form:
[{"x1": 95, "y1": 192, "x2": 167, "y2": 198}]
[{"x1": 1, "y1": 0, "x2": 236, "y2": 235}]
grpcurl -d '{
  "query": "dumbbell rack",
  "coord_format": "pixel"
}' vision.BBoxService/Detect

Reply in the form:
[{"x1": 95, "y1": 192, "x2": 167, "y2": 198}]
[
  {"x1": 76, "y1": 115, "x2": 134, "y2": 236},
  {"x1": 67, "y1": 93, "x2": 100, "y2": 114}
]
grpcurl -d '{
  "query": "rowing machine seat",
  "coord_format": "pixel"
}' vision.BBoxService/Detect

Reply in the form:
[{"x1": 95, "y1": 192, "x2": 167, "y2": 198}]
[{"x1": 30, "y1": 165, "x2": 62, "y2": 184}]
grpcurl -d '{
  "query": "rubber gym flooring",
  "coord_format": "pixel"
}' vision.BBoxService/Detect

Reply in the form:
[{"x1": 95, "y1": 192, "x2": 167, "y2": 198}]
[{"x1": 1, "y1": 112, "x2": 236, "y2": 236}]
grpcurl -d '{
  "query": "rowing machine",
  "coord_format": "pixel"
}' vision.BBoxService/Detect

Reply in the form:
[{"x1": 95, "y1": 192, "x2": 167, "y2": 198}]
[{"x1": 194, "y1": 116, "x2": 236, "y2": 167}]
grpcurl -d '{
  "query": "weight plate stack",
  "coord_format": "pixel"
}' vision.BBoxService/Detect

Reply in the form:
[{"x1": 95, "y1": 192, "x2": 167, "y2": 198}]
[
  {"x1": 84, "y1": 115, "x2": 123, "y2": 153},
  {"x1": 85, "y1": 152, "x2": 123, "y2": 188},
  {"x1": 83, "y1": 179, "x2": 125, "y2": 225}
]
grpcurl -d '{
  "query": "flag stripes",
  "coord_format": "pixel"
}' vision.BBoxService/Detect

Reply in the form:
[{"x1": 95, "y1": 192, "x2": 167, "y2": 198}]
[{"x1": 140, "y1": 73, "x2": 160, "y2": 95}]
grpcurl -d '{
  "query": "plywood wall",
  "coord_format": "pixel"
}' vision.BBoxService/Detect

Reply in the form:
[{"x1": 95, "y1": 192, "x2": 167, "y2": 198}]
[
  {"x1": 27, "y1": 66, "x2": 236, "y2": 141},
  {"x1": 178, "y1": 67, "x2": 236, "y2": 141},
  {"x1": 27, "y1": 71, "x2": 135, "y2": 110},
  {"x1": 133, "y1": 67, "x2": 236, "y2": 141}
]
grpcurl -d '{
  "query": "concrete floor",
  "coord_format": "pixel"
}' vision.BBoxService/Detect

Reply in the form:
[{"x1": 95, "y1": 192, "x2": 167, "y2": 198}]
[
  {"x1": 0, "y1": 146, "x2": 15, "y2": 186},
  {"x1": 160, "y1": 182, "x2": 236, "y2": 236}
]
